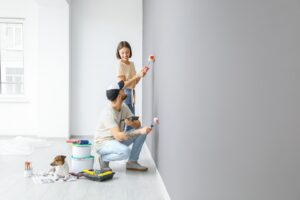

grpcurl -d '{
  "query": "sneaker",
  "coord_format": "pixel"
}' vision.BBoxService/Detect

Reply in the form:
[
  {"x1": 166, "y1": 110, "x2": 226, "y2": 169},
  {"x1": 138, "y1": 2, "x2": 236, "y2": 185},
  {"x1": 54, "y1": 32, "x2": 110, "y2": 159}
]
[
  {"x1": 126, "y1": 161, "x2": 148, "y2": 171},
  {"x1": 98, "y1": 156, "x2": 112, "y2": 172}
]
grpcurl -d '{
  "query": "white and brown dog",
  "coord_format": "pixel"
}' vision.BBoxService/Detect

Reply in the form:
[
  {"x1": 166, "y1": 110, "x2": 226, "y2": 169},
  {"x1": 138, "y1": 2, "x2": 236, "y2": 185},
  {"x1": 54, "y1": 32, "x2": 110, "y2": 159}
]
[{"x1": 49, "y1": 155, "x2": 70, "y2": 181}]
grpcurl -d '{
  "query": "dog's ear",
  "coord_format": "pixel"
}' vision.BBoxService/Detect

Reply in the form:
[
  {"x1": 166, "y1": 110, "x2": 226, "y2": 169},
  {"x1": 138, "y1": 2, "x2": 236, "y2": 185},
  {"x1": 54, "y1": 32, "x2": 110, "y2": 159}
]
[{"x1": 58, "y1": 155, "x2": 66, "y2": 161}]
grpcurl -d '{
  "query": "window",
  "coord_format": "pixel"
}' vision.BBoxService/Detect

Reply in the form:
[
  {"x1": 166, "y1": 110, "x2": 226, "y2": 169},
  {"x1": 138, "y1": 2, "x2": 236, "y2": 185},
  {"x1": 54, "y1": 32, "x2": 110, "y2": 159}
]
[{"x1": 0, "y1": 19, "x2": 24, "y2": 95}]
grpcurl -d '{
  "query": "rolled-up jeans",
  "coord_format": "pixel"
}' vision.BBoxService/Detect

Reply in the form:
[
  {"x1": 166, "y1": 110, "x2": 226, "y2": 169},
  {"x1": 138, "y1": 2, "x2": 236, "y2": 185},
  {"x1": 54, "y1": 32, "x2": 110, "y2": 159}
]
[
  {"x1": 96, "y1": 134, "x2": 147, "y2": 162},
  {"x1": 124, "y1": 88, "x2": 135, "y2": 131}
]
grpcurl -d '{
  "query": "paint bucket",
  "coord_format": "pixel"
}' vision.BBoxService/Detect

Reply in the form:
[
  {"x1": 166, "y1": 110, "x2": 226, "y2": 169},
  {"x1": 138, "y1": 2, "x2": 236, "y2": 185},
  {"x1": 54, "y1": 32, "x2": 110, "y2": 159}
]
[
  {"x1": 71, "y1": 156, "x2": 94, "y2": 173},
  {"x1": 72, "y1": 143, "x2": 92, "y2": 158}
]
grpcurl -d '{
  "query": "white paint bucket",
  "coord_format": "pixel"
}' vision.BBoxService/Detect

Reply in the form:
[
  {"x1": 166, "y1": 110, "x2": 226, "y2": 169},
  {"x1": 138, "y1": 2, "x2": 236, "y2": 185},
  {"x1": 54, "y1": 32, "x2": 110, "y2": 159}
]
[
  {"x1": 72, "y1": 143, "x2": 91, "y2": 158},
  {"x1": 71, "y1": 156, "x2": 94, "y2": 173}
]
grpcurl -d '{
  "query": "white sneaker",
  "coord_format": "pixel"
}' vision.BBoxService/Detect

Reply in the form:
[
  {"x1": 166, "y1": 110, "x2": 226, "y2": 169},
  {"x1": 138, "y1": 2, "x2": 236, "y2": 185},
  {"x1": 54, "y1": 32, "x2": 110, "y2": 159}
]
[{"x1": 126, "y1": 161, "x2": 148, "y2": 171}]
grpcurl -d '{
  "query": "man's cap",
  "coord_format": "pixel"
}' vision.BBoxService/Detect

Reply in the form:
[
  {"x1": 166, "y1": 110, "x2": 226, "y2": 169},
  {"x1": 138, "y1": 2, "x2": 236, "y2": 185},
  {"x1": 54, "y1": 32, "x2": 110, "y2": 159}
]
[{"x1": 106, "y1": 81, "x2": 125, "y2": 101}]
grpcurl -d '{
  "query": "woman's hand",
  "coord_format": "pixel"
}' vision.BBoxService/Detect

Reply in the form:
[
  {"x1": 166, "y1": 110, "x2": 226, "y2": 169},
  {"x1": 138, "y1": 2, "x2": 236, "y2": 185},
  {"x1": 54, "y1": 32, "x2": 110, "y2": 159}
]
[
  {"x1": 137, "y1": 67, "x2": 148, "y2": 78},
  {"x1": 142, "y1": 66, "x2": 149, "y2": 77},
  {"x1": 137, "y1": 70, "x2": 145, "y2": 78}
]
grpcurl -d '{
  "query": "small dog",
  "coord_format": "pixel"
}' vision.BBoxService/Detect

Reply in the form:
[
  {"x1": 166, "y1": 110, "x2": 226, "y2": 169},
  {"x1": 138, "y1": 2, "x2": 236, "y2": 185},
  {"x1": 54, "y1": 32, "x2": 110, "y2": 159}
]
[{"x1": 49, "y1": 155, "x2": 70, "y2": 181}]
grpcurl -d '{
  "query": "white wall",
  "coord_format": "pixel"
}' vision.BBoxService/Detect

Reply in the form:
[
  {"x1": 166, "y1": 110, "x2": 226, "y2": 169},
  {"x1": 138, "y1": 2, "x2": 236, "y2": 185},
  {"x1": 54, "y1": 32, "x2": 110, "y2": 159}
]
[
  {"x1": 0, "y1": 0, "x2": 70, "y2": 138},
  {"x1": 0, "y1": 0, "x2": 39, "y2": 135},
  {"x1": 37, "y1": 0, "x2": 70, "y2": 138},
  {"x1": 70, "y1": 0, "x2": 143, "y2": 136}
]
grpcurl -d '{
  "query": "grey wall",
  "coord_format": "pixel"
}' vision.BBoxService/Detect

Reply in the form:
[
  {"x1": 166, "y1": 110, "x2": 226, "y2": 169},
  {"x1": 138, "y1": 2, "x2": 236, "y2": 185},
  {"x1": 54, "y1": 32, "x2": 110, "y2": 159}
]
[{"x1": 143, "y1": 0, "x2": 300, "y2": 199}]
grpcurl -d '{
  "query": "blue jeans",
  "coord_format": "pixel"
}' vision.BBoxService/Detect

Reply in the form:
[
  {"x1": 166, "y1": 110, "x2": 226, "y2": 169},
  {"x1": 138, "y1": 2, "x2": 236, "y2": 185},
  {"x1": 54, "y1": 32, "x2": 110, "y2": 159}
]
[
  {"x1": 124, "y1": 88, "x2": 135, "y2": 114},
  {"x1": 124, "y1": 88, "x2": 135, "y2": 131},
  {"x1": 96, "y1": 134, "x2": 146, "y2": 162}
]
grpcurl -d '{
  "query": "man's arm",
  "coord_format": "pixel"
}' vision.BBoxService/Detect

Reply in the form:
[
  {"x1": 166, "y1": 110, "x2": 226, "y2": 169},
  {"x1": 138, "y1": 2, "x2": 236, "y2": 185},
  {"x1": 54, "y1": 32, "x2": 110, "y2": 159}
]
[
  {"x1": 110, "y1": 126, "x2": 152, "y2": 141},
  {"x1": 110, "y1": 127, "x2": 127, "y2": 141}
]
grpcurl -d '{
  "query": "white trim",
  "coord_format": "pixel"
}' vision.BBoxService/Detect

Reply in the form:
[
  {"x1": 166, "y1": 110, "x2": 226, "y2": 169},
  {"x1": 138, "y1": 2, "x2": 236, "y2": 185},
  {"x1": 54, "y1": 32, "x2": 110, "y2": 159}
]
[{"x1": 144, "y1": 144, "x2": 171, "y2": 200}]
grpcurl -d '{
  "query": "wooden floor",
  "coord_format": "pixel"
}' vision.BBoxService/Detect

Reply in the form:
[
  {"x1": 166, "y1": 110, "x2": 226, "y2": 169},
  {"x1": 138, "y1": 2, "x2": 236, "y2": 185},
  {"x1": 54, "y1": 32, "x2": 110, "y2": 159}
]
[{"x1": 0, "y1": 137, "x2": 168, "y2": 200}]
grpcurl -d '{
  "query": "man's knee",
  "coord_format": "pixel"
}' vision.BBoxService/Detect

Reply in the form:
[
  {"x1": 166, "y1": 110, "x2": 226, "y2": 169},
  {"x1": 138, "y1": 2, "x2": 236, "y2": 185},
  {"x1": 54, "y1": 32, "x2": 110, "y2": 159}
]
[
  {"x1": 97, "y1": 145, "x2": 130, "y2": 161},
  {"x1": 120, "y1": 147, "x2": 130, "y2": 160}
]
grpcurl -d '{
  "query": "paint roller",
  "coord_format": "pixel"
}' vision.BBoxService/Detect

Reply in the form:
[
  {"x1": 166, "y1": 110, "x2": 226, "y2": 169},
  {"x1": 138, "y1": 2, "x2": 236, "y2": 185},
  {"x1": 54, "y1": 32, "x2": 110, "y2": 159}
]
[
  {"x1": 142, "y1": 55, "x2": 155, "y2": 73},
  {"x1": 150, "y1": 117, "x2": 159, "y2": 128}
]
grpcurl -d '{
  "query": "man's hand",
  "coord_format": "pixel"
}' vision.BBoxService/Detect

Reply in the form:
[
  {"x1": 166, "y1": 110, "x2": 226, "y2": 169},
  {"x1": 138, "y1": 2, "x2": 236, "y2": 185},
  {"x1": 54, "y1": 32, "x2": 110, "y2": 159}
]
[
  {"x1": 125, "y1": 119, "x2": 135, "y2": 127},
  {"x1": 140, "y1": 126, "x2": 152, "y2": 135},
  {"x1": 124, "y1": 118, "x2": 141, "y2": 129}
]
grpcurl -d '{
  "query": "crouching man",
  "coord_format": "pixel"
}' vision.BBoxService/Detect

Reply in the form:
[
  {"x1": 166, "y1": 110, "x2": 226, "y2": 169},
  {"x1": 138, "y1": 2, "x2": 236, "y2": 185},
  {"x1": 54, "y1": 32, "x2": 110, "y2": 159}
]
[{"x1": 94, "y1": 81, "x2": 152, "y2": 172}]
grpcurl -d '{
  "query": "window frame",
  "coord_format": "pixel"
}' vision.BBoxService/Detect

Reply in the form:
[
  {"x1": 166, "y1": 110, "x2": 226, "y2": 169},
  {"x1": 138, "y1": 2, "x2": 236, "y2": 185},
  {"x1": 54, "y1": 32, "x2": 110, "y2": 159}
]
[{"x1": 0, "y1": 17, "x2": 28, "y2": 103}]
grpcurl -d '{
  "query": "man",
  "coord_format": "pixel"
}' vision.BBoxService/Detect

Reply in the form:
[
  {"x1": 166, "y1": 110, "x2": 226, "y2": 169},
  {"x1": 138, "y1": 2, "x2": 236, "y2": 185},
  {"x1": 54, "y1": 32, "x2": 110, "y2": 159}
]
[{"x1": 94, "y1": 81, "x2": 152, "y2": 172}]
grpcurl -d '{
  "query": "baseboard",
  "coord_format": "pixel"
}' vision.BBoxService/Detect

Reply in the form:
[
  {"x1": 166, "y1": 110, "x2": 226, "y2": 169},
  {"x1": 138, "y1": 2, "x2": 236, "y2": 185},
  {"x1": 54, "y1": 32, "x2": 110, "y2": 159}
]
[{"x1": 144, "y1": 144, "x2": 171, "y2": 200}]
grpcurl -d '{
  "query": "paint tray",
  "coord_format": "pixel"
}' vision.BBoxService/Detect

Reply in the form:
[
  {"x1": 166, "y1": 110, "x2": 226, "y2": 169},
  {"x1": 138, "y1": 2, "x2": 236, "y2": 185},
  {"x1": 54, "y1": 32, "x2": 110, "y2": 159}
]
[{"x1": 82, "y1": 169, "x2": 115, "y2": 182}]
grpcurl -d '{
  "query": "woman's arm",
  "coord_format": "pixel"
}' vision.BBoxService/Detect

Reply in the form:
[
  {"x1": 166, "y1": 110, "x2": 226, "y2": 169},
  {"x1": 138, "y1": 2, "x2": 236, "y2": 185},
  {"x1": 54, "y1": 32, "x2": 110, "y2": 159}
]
[
  {"x1": 117, "y1": 74, "x2": 141, "y2": 88},
  {"x1": 135, "y1": 67, "x2": 148, "y2": 84},
  {"x1": 117, "y1": 62, "x2": 147, "y2": 87},
  {"x1": 135, "y1": 76, "x2": 141, "y2": 84}
]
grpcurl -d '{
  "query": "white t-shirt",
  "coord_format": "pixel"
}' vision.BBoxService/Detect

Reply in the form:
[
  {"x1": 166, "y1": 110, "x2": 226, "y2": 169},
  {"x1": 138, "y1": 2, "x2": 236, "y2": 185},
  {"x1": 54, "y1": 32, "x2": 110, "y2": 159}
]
[{"x1": 94, "y1": 102, "x2": 133, "y2": 148}]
